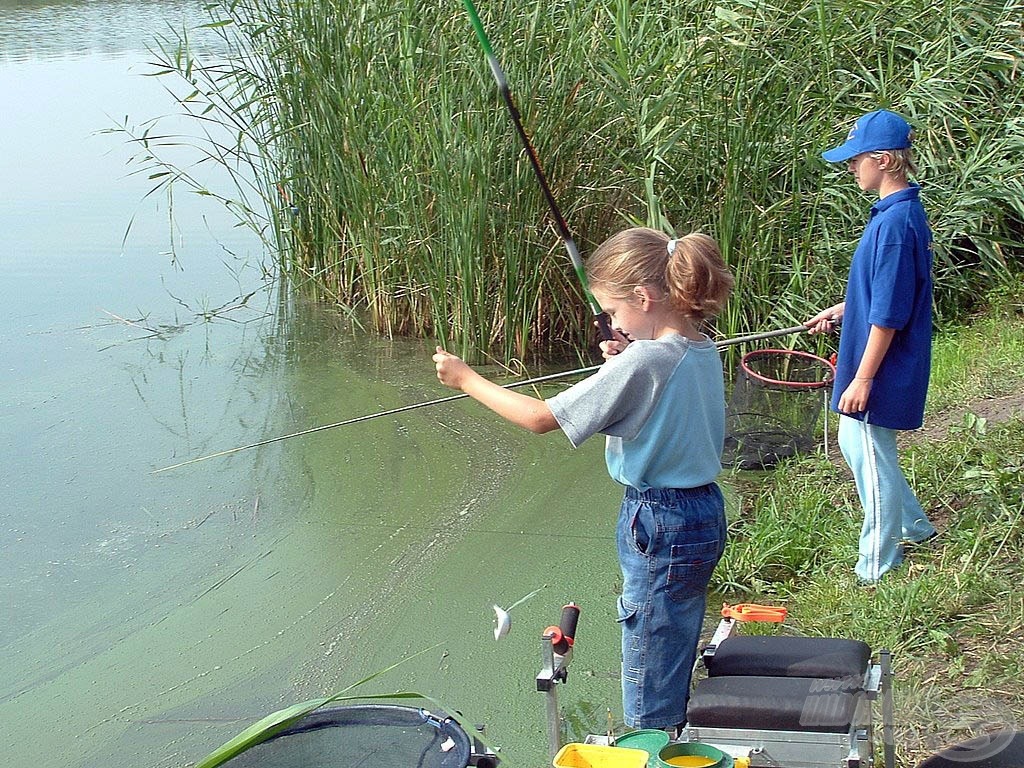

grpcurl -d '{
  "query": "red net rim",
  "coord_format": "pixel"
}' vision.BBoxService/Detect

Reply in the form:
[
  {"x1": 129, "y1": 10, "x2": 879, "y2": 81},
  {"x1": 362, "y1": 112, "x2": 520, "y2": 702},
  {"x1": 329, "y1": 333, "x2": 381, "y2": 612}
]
[{"x1": 739, "y1": 349, "x2": 836, "y2": 389}]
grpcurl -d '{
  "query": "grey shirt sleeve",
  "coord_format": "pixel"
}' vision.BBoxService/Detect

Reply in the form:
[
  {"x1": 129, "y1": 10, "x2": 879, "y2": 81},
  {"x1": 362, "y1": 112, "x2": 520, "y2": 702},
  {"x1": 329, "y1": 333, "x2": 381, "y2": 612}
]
[{"x1": 546, "y1": 340, "x2": 678, "y2": 447}]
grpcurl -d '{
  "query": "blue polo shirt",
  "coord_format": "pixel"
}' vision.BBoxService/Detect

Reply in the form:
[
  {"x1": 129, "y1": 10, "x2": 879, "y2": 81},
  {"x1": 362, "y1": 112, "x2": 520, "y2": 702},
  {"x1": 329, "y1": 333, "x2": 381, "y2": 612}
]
[{"x1": 833, "y1": 184, "x2": 933, "y2": 429}]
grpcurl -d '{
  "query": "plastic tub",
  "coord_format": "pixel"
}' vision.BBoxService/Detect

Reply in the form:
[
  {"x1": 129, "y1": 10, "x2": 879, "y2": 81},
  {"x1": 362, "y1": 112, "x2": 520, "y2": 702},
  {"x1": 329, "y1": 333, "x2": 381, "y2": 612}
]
[
  {"x1": 553, "y1": 742, "x2": 650, "y2": 768},
  {"x1": 613, "y1": 730, "x2": 671, "y2": 767}
]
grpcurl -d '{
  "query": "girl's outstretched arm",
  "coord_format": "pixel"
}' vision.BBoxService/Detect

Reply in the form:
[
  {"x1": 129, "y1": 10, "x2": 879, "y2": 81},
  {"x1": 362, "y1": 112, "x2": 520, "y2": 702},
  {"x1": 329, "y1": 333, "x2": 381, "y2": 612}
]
[{"x1": 432, "y1": 347, "x2": 560, "y2": 434}]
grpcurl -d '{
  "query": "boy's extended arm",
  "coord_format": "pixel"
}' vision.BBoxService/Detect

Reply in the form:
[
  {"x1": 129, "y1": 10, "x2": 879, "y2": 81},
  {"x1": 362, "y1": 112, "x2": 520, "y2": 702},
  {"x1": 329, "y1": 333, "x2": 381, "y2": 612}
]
[
  {"x1": 433, "y1": 347, "x2": 560, "y2": 434},
  {"x1": 837, "y1": 325, "x2": 896, "y2": 414}
]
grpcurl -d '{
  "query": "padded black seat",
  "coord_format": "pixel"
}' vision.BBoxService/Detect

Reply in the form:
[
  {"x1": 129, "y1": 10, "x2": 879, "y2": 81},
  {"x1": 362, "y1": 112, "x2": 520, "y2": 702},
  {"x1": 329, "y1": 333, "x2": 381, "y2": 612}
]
[
  {"x1": 705, "y1": 635, "x2": 871, "y2": 680},
  {"x1": 686, "y1": 675, "x2": 864, "y2": 734}
]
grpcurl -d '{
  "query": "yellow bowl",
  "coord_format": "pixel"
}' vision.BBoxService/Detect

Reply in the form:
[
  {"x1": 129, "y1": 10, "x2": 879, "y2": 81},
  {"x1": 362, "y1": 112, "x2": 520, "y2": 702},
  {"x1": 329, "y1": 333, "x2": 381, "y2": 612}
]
[{"x1": 656, "y1": 742, "x2": 732, "y2": 768}]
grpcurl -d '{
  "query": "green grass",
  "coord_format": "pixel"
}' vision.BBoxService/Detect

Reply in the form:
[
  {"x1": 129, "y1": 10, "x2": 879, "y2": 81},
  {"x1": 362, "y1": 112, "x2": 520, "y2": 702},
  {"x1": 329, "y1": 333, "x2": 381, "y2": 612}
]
[
  {"x1": 718, "y1": 293, "x2": 1024, "y2": 762},
  {"x1": 929, "y1": 286, "x2": 1024, "y2": 411}
]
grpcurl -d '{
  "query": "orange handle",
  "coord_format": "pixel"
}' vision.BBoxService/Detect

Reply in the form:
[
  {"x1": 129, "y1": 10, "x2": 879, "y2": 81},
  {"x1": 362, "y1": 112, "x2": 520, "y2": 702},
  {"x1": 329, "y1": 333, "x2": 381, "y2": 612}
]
[
  {"x1": 544, "y1": 602, "x2": 580, "y2": 654},
  {"x1": 721, "y1": 603, "x2": 788, "y2": 623}
]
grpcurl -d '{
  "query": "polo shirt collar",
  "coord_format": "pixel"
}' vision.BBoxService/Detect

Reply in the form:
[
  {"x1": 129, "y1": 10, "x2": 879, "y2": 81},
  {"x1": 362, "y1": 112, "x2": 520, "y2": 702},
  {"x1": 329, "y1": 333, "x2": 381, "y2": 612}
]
[{"x1": 872, "y1": 182, "x2": 920, "y2": 215}]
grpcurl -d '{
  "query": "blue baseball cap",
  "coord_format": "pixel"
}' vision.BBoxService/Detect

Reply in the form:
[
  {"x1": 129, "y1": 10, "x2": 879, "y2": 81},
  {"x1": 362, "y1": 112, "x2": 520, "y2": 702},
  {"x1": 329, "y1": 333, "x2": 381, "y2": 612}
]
[{"x1": 821, "y1": 109, "x2": 913, "y2": 163}]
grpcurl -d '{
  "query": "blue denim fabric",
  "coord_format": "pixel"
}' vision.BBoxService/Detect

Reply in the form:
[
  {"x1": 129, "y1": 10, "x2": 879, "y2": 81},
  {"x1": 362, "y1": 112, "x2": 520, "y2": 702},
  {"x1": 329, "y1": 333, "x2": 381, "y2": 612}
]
[
  {"x1": 838, "y1": 415, "x2": 936, "y2": 583},
  {"x1": 616, "y1": 484, "x2": 727, "y2": 728}
]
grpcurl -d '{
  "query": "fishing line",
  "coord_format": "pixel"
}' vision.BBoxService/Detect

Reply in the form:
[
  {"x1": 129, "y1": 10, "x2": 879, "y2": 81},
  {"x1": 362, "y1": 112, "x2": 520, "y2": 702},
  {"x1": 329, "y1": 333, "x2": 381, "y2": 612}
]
[
  {"x1": 152, "y1": 324, "x2": 806, "y2": 474},
  {"x1": 493, "y1": 584, "x2": 547, "y2": 640},
  {"x1": 152, "y1": 364, "x2": 599, "y2": 474},
  {"x1": 339, "y1": 519, "x2": 615, "y2": 543},
  {"x1": 461, "y1": 0, "x2": 613, "y2": 341}
]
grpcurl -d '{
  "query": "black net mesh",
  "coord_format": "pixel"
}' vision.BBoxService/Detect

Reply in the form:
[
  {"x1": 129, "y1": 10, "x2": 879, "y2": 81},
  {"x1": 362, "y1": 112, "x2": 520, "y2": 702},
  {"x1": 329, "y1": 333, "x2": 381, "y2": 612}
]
[
  {"x1": 223, "y1": 705, "x2": 473, "y2": 768},
  {"x1": 723, "y1": 349, "x2": 835, "y2": 470}
]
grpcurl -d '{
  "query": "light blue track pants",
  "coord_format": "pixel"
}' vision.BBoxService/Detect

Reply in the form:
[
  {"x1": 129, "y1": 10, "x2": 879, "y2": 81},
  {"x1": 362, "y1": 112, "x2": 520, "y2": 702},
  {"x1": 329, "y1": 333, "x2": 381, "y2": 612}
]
[{"x1": 837, "y1": 415, "x2": 936, "y2": 583}]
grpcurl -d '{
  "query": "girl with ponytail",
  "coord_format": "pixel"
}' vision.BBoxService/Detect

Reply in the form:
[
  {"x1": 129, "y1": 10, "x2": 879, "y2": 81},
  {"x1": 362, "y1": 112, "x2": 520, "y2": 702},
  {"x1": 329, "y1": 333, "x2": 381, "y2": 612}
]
[{"x1": 433, "y1": 226, "x2": 734, "y2": 731}]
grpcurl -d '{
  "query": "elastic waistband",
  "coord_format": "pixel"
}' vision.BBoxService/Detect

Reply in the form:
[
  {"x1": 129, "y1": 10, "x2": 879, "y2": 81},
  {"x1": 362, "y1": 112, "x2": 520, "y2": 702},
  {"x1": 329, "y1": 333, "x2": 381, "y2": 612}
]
[{"x1": 624, "y1": 484, "x2": 716, "y2": 502}]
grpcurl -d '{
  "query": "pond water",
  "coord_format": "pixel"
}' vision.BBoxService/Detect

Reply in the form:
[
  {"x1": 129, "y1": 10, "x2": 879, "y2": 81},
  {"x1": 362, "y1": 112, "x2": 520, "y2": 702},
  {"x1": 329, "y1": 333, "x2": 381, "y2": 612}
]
[{"x1": 0, "y1": 2, "x2": 624, "y2": 766}]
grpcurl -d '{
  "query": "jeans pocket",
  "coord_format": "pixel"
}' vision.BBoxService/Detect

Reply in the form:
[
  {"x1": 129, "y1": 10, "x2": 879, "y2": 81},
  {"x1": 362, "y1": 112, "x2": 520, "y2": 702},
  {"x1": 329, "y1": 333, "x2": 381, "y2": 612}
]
[
  {"x1": 630, "y1": 503, "x2": 655, "y2": 555},
  {"x1": 616, "y1": 595, "x2": 640, "y2": 626},
  {"x1": 666, "y1": 540, "x2": 720, "y2": 602}
]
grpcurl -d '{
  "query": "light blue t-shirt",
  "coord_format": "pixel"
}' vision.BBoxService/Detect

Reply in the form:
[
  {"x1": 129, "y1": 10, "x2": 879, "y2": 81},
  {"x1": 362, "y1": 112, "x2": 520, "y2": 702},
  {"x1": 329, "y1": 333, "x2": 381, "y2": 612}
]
[{"x1": 546, "y1": 334, "x2": 725, "y2": 491}]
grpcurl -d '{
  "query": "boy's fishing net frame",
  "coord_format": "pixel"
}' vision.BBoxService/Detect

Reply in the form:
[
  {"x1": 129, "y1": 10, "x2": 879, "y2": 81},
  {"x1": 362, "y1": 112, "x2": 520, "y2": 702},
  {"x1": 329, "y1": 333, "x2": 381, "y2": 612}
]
[{"x1": 723, "y1": 348, "x2": 836, "y2": 470}]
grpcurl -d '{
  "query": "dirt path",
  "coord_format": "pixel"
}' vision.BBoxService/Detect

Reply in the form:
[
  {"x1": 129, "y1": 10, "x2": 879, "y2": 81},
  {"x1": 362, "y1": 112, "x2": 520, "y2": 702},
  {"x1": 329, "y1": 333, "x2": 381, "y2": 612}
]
[{"x1": 911, "y1": 391, "x2": 1024, "y2": 443}]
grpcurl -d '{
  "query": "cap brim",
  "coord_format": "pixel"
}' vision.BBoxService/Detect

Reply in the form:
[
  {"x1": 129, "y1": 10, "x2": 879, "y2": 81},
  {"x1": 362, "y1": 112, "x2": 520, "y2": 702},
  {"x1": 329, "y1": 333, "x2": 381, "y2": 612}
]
[{"x1": 821, "y1": 144, "x2": 857, "y2": 163}]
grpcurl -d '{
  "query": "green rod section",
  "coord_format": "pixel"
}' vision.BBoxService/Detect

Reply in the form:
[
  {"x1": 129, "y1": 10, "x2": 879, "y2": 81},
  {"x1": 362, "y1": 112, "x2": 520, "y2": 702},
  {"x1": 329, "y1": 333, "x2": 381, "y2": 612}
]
[
  {"x1": 461, "y1": 0, "x2": 494, "y2": 57},
  {"x1": 460, "y1": 0, "x2": 612, "y2": 338}
]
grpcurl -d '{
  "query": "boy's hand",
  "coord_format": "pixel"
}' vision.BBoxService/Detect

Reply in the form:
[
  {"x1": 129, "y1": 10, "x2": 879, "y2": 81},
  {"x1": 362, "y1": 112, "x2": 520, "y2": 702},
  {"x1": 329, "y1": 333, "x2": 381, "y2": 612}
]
[
  {"x1": 838, "y1": 379, "x2": 872, "y2": 414},
  {"x1": 804, "y1": 302, "x2": 845, "y2": 335},
  {"x1": 433, "y1": 347, "x2": 473, "y2": 390}
]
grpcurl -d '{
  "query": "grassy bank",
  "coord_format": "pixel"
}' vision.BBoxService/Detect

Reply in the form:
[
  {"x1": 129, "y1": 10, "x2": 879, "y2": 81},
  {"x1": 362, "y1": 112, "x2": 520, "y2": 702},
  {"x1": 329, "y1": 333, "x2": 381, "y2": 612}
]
[
  {"x1": 717, "y1": 291, "x2": 1024, "y2": 761},
  {"x1": 138, "y1": 0, "x2": 1024, "y2": 362}
]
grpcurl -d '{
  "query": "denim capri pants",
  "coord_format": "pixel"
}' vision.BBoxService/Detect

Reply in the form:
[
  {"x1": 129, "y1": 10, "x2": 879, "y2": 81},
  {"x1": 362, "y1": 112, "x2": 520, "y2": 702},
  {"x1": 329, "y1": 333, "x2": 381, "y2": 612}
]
[{"x1": 616, "y1": 483, "x2": 727, "y2": 729}]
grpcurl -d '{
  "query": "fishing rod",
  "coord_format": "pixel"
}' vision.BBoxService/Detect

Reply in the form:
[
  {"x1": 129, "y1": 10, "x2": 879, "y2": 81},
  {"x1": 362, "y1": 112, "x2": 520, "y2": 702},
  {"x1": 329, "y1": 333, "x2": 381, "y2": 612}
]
[
  {"x1": 151, "y1": 324, "x2": 806, "y2": 474},
  {"x1": 151, "y1": 364, "x2": 598, "y2": 474},
  {"x1": 460, "y1": 0, "x2": 613, "y2": 341}
]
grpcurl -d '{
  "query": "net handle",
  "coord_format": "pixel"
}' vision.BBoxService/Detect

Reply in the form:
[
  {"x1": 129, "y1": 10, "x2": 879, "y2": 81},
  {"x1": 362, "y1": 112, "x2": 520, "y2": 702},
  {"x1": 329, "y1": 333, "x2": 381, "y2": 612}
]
[{"x1": 740, "y1": 348, "x2": 836, "y2": 389}]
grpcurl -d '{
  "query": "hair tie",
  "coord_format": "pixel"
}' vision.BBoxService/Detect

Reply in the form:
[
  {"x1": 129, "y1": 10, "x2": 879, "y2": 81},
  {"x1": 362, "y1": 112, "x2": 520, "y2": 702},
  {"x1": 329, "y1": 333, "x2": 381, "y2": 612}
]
[{"x1": 667, "y1": 238, "x2": 677, "y2": 255}]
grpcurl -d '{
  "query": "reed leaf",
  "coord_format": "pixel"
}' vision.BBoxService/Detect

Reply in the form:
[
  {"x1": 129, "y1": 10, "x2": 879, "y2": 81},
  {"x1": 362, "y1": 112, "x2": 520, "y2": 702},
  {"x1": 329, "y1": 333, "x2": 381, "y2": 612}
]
[{"x1": 195, "y1": 691, "x2": 437, "y2": 768}]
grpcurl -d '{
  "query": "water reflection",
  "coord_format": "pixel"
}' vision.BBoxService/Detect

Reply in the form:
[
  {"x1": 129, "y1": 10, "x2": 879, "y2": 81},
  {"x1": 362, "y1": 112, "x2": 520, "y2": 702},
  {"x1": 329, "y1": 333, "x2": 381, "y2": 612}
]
[
  {"x1": 0, "y1": 0, "x2": 227, "y2": 60},
  {"x1": 0, "y1": 3, "x2": 625, "y2": 767}
]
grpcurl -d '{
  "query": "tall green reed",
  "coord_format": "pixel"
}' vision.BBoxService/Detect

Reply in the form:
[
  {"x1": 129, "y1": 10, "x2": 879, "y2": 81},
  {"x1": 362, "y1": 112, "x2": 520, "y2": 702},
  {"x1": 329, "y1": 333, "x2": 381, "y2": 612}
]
[{"x1": 138, "y1": 0, "x2": 1024, "y2": 362}]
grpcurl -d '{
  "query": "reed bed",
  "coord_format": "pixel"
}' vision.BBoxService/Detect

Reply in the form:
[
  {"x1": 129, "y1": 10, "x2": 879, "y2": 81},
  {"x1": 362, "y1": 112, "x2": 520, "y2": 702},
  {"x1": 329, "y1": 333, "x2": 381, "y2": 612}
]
[{"x1": 146, "y1": 0, "x2": 1024, "y2": 362}]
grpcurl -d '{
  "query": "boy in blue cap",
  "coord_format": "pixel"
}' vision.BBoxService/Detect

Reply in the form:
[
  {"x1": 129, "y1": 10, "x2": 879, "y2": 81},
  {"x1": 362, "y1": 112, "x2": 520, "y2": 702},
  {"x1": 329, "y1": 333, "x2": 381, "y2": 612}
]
[{"x1": 805, "y1": 109, "x2": 937, "y2": 585}]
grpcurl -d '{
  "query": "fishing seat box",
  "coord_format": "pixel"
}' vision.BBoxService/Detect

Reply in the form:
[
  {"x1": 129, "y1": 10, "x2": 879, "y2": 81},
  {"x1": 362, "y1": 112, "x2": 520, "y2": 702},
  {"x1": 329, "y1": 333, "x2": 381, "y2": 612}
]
[{"x1": 682, "y1": 635, "x2": 886, "y2": 768}]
